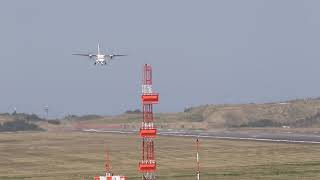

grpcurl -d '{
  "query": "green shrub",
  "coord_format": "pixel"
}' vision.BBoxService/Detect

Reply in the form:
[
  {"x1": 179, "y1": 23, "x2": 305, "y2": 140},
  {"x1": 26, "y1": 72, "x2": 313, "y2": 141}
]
[{"x1": 0, "y1": 120, "x2": 42, "y2": 132}]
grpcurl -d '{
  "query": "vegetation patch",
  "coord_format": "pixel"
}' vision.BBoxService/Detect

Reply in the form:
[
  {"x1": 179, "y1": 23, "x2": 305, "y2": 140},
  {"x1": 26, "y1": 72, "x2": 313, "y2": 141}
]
[
  {"x1": 241, "y1": 119, "x2": 282, "y2": 128},
  {"x1": 0, "y1": 120, "x2": 42, "y2": 132}
]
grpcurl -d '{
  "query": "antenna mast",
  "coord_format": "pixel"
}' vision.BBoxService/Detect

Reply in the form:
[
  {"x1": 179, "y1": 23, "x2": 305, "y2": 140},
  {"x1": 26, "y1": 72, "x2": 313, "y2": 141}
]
[
  {"x1": 44, "y1": 105, "x2": 49, "y2": 119},
  {"x1": 105, "y1": 146, "x2": 112, "y2": 177},
  {"x1": 196, "y1": 138, "x2": 200, "y2": 180}
]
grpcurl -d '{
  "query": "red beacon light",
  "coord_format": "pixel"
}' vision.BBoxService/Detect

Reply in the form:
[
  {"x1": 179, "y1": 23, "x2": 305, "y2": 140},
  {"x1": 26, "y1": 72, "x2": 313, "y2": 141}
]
[
  {"x1": 141, "y1": 93, "x2": 159, "y2": 104},
  {"x1": 140, "y1": 128, "x2": 157, "y2": 138},
  {"x1": 139, "y1": 161, "x2": 157, "y2": 172}
]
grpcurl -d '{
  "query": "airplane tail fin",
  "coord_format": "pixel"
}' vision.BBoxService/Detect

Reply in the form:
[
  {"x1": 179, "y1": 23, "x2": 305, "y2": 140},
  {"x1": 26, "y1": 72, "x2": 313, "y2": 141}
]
[{"x1": 98, "y1": 43, "x2": 100, "y2": 54}]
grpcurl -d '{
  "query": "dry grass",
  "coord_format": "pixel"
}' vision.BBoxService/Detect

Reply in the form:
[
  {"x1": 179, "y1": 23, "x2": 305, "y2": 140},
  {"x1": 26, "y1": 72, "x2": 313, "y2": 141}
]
[{"x1": 1, "y1": 132, "x2": 320, "y2": 179}]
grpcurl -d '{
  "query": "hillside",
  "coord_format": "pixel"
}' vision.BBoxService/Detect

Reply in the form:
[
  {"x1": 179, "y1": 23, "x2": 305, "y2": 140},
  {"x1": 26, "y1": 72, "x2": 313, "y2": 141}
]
[
  {"x1": 183, "y1": 98, "x2": 320, "y2": 128},
  {"x1": 3, "y1": 98, "x2": 320, "y2": 131},
  {"x1": 64, "y1": 98, "x2": 320, "y2": 130}
]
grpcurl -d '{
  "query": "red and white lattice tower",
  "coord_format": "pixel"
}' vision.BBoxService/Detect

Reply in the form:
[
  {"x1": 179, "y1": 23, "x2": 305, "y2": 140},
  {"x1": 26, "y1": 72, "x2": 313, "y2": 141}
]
[
  {"x1": 139, "y1": 64, "x2": 159, "y2": 180},
  {"x1": 105, "y1": 147, "x2": 111, "y2": 177},
  {"x1": 93, "y1": 146, "x2": 127, "y2": 180}
]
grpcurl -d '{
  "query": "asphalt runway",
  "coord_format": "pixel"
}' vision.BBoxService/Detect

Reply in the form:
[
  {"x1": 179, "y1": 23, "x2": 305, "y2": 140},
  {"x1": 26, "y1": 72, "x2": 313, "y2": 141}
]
[{"x1": 82, "y1": 129, "x2": 320, "y2": 144}]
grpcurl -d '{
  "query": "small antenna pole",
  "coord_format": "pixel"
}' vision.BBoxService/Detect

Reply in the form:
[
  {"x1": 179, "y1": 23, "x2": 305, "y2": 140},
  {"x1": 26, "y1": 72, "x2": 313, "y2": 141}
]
[
  {"x1": 105, "y1": 146, "x2": 112, "y2": 176},
  {"x1": 196, "y1": 138, "x2": 200, "y2": 180},
  {"x1": 44, "y1": 105, "x2": 49, "y2": 119}
]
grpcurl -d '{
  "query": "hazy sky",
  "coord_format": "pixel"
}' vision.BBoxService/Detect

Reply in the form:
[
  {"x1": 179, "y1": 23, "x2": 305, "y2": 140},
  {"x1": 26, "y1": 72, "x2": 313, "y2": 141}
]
[{"x1": 1, "y1": 0, "x2": 320, "y2": 118}]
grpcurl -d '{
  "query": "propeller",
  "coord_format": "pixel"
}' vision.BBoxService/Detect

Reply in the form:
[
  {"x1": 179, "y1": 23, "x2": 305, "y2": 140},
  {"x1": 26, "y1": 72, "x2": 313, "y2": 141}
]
[
  {"x1": 88, "y1": 52, "x2": 94, "y2": 59},
  {"x1": 109, "y1": 48, "x2": 114, "y2": 56}
]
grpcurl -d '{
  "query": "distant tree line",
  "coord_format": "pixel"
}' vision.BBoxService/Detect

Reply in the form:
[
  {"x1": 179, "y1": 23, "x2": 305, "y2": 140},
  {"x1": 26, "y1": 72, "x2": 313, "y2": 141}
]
[
  {"x1": 292, "y1": 112, "x2": 320, "y2": 127},
  {"x1": 184, "y1": 107, "x2": 193, "y2": 112},
  {"x1": 240, "y1": 119, "x2": 282, "y2": 128},
  {"x1": 0, "y1": 120, "x2": 42, "y2": 132},
  {"x1": 125, "y1": 109, "x2": 141, "y2": 114},
  {"x1": 64, "y1": 114, "x2": 102, "y2": 121},
  {"x1": 47, "y1": 120, "x2": 60, "y2": 125},
  {"x1": 13, "y1": 113, "x2": 43, "y2": 122},
  {"x1": 0, "y1": 113, "x2": 45, "y2": 132}
]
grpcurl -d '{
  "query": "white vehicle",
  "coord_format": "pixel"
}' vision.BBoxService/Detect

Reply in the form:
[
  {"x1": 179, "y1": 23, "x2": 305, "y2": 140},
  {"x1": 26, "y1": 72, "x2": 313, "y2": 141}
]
[{"x1": 72, "y1": 44, "x2": 127, "y2": 65}]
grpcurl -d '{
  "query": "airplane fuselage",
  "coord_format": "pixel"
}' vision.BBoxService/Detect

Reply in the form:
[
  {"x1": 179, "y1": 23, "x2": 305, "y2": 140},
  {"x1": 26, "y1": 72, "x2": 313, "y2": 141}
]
[{"x1": 95, "y1": 54, "x2": 108, "y2": 65}]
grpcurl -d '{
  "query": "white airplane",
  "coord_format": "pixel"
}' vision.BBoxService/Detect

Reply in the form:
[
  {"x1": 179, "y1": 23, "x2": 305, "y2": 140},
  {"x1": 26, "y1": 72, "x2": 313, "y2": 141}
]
[{"x1": 72, "y1": 44, "x2": 127, "y2": 65}]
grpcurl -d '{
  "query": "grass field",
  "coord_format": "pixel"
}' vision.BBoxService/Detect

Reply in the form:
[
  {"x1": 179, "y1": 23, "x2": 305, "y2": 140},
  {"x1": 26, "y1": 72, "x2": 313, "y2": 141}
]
[{"x1": 1, "y1": 132, "x2": 320, "y2": 180}]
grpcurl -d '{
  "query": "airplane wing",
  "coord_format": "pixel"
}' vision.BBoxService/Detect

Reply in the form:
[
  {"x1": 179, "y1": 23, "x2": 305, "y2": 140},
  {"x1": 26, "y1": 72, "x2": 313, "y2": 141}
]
[
  {"x1": 72, "y1": 54, "x2": 96, "y2": 58},
  {"x1": 112, "y1": 54, "x2": 128, "y2": 57}
]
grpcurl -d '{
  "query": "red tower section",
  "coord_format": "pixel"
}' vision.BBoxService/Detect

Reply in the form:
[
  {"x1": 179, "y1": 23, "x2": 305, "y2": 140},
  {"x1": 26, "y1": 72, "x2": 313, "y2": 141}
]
[{"x1": 139, "y1": 64, "x2": 159, "y2": 180}]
